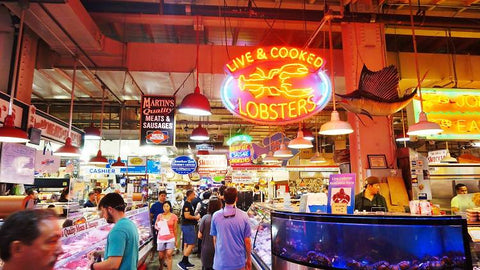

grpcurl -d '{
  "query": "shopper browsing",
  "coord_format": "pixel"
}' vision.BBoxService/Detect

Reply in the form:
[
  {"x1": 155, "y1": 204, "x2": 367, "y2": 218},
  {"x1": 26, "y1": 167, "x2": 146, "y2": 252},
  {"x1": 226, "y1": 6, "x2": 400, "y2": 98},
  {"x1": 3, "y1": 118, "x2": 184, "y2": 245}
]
[
  {"x1": 89, "y1": 193, "x2": 139, "y2": 270},
  {"x1": 22, "y1": 188, "x2": 36, "y2": 209},
  {"x1": 84, "y1": 191, "x2": 97, "y2": 207},
  {"x1": 0, "y1": 209, "x2": 63, "y2": 270},
  {"x1": 451, "y1": 183, "x2": 475, "y2": 214},
  {"x1": 198, "y1": 197, "x2": 222, "y2": 270},
  {"x1": 354, "y1": 176, "x2": 388, "y2": 212},
  {"x1": 211, "y1": 187, "x2": 252, "y2": 270},
  {"x1": 178, "y1": 189, "x2": 200, "y2": 270},
  {"x1": 154, "y1": 201, "x2": 178, "y2": 270},
  {"x1": 150, "y1": 190, "x2": 167, "y2": 243}
]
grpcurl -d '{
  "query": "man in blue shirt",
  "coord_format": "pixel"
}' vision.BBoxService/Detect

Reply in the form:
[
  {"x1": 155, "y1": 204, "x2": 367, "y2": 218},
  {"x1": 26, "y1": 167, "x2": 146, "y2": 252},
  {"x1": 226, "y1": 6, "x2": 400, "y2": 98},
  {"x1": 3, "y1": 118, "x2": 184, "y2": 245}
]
[
  {"x1": 150, "y1": 190, "x2": 167, "y2": 223},
  {"x1": 211, "y1": 187, "x2": 252, "y2": 270},
  {"x1": 84, "y1": 191, "x2": 96, "y2": 208},
  {"x1": 90, "y1": 193, "x2": 139, "y2": 270}
]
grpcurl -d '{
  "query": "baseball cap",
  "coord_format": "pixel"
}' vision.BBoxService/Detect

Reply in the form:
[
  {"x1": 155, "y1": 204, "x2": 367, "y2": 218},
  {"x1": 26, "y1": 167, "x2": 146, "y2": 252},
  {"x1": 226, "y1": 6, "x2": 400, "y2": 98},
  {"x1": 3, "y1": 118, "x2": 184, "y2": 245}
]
[{"x1": 365, "y1": 176, "x2": 380, "y2": 186}]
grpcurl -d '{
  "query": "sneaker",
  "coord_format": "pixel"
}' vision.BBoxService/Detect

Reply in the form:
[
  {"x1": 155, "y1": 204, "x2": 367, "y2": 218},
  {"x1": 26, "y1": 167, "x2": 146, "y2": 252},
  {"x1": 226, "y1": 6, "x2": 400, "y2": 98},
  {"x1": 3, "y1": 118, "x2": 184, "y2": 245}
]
[
  {"x1": 177, "y1": 262, "x2": 188, "y2": 270},
  {"x1": 185, "y1": 262, "x2": 195, "y2": 268}
]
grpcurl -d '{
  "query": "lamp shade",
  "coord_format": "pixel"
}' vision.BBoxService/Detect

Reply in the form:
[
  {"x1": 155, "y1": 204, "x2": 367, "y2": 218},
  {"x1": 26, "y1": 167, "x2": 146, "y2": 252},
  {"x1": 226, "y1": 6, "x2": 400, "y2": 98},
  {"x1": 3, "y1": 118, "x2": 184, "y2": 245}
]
[
  {"x1": 441, "y1": 151, "x2": 457, "y2": 163},
  {"x1": 190, "y1": 124, "x2": 209, "y2": 141},
  {"x1": 274, "y1": 143, "x2": 293, "y2": 158},
  {"x1": 54, "y1": 137, "x2": 81, "y2": 157},
  {"x1": 310, "y1": 151, "x2": 327, "y2": 163},
  {"x1": 0, "y1": 114, "x2": 29, "y2": 143},
  {"x1": 263, "y1": 151, "x2": 279, "y2": 163},
  {"x1": 302, "y1": 127, "x2": 314, "y2": 141},
  {"x1": 178, "y1": 86, "x2": 212, "y2": 116},
  {"x1": 407, "y1": 112, "x2": 443, "y2": 136},
  {"x1": 111, "y1": 156, "x2": 126, "y2": 167},
  {"x1": 288, "y1": 130, "x2": 313, "y2": 149},
  {"x1": 319, "y1": 111, "x2": 353, "y2": 136},
  {"x1": 90, "y1": 150, "x2": 108, "y2": 164},
  {"x1": 84, "y1": 123, "x2": 102, "y2": 140},
  {"x1": 395, "y1": 134, "x2": 410, "y2": 142}
]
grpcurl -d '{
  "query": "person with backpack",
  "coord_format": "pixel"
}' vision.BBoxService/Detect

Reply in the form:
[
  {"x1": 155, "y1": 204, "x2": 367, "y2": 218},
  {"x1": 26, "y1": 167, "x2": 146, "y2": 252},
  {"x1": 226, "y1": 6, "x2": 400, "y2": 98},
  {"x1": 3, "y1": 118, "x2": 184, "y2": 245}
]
[
  {"x1": 194, "y1": 191, "x2": 211, "y2": 257},
  {"x1": 198, "y1": 197, "x2": 222, "y2": 270}
]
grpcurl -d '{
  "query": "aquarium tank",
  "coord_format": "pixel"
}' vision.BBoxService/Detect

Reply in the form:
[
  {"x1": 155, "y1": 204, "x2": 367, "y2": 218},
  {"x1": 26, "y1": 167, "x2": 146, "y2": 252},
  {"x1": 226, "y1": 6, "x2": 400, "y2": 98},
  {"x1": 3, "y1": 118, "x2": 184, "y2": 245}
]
[{"x1": 271, "y1": 212, "x2": 472, "y2": 269}]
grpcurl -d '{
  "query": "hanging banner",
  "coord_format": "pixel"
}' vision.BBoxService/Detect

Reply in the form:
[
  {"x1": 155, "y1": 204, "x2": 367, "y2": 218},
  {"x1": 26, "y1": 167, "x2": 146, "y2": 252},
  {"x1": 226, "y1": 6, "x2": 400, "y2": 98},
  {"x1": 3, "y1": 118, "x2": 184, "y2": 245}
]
[
  {"x1": 31, "y1": 108, "x2": 84, "y2": 146},
  {"x1": 413, "y1": 88, "x2": 480, "y2": 140},
  {"x1": 221, "y1": 46, "x2": 331, "y2": 125},
  {"x1": 229, "y1": 143, "x2": 253, "y2": 165},
  {"x1": 140, "y1": 95, "x2": 175, "y2": 146},
  {"x1": 327, "y1": 173, "x2": 356, "y2": 214},
  {"x1": 34, "y1": 148, "x2": 60, "y2": 174},
  {"x1": 0, "y1": 143, "x2": 35, "y2": 185}
]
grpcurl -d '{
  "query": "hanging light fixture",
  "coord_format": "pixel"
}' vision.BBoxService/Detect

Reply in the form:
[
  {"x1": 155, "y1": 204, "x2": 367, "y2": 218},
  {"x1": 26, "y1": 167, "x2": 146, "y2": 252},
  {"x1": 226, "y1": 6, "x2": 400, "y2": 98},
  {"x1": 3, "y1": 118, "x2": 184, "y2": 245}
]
[
  {"x1": 274, "y1": 131, "x2": 293, "y2": 158},
  {"x1": 311, "y1": 120, "x2": 327, "y2": 163},
  {"x1": 112, "y1": 102, "x2": 126, "y2": 167},
  {"x1": 405, "y1": 0, "x2": 442, "y2": 136},
  {"x1": 302, "y1": 124, "x2": 314, "y2": 141},
  {"x1": 263, "y1": 128, "x2": 279, "y2": 163},
  {"x1": 319, "y1": 18, "x2": 353, "y2": 136},
  {"x1": 84, "y1": 123, "x2": 101, "y2": 140},
  {"x1": 0, "y1": 7, "x2": 29, "y2": 143},
  {"x1": 54, "y1": 60, "x2": 81, "y2": 157},
  {"x1": 190, "y1": 122, "x2": 209, "y2": 141},
  {"x1": 178, "y1": 16, "x2": 211, "y2": 116},
  {"x1": 441, "y1": 141, "x2": 457, "y2": 163},
  {"x1": 289, "y1": 123, "x2": 313, "y2": 149},
  {"x1": 89, "y1": 86, "x2": 108, "y2": 165}
]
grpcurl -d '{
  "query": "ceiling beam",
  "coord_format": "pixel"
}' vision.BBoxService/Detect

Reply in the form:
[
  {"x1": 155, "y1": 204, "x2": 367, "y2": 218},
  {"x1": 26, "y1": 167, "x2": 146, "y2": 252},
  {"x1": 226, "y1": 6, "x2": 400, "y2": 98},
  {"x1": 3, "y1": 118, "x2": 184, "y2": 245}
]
[
  {"x1": 37, "y1": 69, "x2": 72, "y2": 95},
  {"x1": 54, "y1": 68, "x2": 95, "y2": 98}
]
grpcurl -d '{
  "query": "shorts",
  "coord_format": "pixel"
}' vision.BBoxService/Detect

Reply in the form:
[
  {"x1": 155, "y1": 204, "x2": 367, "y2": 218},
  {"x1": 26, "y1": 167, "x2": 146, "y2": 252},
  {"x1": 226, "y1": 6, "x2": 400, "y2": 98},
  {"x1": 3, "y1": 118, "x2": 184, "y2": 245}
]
[
  {"x1": 181, "y1": 225, "x2": 196, "y2": 245},
  {"x1": 157, "y1": 240, "x2": 175, "y2": 251}
]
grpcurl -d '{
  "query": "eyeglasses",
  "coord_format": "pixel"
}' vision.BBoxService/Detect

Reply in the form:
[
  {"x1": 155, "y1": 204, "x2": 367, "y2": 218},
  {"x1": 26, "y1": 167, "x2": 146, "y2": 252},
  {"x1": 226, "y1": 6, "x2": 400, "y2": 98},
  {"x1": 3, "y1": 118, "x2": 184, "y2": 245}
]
[{"x1": 223, "y1": 206, "x2": 236, "y2": 219}]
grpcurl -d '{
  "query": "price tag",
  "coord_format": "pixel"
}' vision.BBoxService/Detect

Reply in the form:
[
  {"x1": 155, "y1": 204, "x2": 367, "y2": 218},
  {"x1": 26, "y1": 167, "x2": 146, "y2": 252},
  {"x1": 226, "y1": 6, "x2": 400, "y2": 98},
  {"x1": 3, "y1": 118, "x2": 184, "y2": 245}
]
[{"x1": 331, "y1": 203, "x2": 347, "y2": 214}]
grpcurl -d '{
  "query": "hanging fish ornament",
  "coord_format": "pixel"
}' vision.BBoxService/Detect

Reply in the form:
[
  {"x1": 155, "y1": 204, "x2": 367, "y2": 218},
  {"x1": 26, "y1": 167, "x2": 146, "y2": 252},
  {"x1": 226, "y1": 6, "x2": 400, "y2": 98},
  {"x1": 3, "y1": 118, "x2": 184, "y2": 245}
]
[{"x1": 336, "y1": 65, "x2": 416, "y2": 119}]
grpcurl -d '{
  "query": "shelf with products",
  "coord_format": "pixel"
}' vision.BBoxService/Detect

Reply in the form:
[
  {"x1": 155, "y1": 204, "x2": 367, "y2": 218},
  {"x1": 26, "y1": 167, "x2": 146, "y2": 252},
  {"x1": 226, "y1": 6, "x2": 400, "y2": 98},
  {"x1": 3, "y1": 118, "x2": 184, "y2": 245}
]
[{"x1": 54, "y1": 207, "x2": 153, "y2": 270}]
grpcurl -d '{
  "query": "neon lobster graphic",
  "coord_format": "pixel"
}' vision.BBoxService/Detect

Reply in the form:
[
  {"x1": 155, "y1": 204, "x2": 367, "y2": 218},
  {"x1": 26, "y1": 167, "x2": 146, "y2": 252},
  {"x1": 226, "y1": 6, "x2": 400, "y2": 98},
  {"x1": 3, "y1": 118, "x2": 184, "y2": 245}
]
[{"x1": 237, "y1": 63, "x2": 313, "y2": 99}]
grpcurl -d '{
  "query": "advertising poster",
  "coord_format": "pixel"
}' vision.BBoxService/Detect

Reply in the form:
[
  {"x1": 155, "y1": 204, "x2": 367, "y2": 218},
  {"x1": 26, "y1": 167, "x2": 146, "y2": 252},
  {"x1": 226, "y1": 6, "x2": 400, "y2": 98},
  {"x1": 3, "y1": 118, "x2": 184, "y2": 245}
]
[
  {"x1": 171, "y1": 156, "x2": 197, "y2": 175},
  {"x1": 0, "y1": 143, "x2": 35, "y2": 184},
  {"x1": 34, "y1": 148, "x2": 60, "y2": 174},
  {"x1": 327, "y1": 173, "x2": 356, "y2": 214},
  {"x1": 140, "y1": 95, "x2": 175, "y2": 146}
]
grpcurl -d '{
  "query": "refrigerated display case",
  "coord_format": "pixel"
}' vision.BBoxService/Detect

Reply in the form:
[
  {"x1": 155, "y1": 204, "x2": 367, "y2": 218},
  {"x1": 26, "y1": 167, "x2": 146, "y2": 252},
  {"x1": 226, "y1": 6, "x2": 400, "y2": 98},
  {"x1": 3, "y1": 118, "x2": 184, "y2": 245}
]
[
  {"x1": 54, "y1": 207, "x2": 153, "y2": 270},
  {"x1": 271, "y1": 211, "x2": 472, "y2": 270},
  {"x1": 248, "y1": 203, "x2": 273, "y2": 270}
]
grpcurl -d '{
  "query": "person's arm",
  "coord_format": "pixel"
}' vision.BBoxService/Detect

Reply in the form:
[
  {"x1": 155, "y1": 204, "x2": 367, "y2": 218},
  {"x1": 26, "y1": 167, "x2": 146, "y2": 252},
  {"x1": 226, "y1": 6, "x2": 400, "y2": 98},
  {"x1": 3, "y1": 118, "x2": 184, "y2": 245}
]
[
  {"x1": 198, "y1": 216, "x2": 205, "y2": 239},
  {"x1": 91, "y1": 256, "x2": 122, "y2": 270},
  {"x1": 212, "y1": 236, "x2": 216, "y2": 249},
  {"x1": 154, "y1": 214, "x2": 162, "y2": 230},
  {"x1": 244, "y1": 237, "x2": 252, "y2": 270},
  {"x1": 184, "y1": 205, "x2": 200, "y2": 220},
  {"x1": 194, "y1": 203, "x2": 201, "y2": 216},
  {"x1": 451, "y1": 197, "x2": 459, "y2": 214},
  {"x1": 173, "y1": 217, "x2": 178, "y2": 246}
]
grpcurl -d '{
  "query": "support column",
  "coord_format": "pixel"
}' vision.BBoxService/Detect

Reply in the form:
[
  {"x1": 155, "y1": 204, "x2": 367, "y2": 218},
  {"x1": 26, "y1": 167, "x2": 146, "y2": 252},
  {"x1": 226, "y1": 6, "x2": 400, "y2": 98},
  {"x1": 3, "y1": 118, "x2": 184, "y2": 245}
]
[
  {"x1": 341, "y1": 22, "x2": 397, "y2": 191},
  {"x1": 15, "y1": 28, "x2": 37, "y2": 105}
]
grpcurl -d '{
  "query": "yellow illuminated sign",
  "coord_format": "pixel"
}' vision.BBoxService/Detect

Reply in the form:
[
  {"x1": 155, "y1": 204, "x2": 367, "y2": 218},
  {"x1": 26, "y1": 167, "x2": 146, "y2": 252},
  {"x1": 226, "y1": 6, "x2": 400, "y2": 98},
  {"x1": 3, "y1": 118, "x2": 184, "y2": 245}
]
[{"x1": 413, "y1": 88, "x2": 480, "y2": 140}]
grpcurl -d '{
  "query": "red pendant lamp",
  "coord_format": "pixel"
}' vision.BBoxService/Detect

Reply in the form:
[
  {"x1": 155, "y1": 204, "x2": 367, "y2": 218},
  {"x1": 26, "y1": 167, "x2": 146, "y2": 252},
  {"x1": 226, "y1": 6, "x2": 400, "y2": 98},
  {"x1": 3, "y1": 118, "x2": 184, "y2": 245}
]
[
  {"x1": 0, "y1": 8, "x2": 29, "y2": 143},
  {"x1": 84, "y1": 123, "x2": 101, "y2": 140},
  {"x1": 302, "y1": 123, "x2": 314, "y2": 141},
  {"x1": 190, "y1": 122, "x2": 209, "y2": 141},
  {"x1": 178, "y1": 16, "x2": 211, "y2": 116},
  {"x1": 89, "y1": 86, "x2": 108, "y2": 165},
  {"x1": 54, "y1": 61, "x2": 81, "y2": 157}
]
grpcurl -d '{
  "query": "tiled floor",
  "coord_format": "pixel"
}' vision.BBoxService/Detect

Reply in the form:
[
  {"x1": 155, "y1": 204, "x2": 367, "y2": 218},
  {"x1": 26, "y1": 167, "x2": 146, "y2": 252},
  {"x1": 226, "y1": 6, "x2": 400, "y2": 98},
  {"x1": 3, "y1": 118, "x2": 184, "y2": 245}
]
[{"x1": 146, "y1": 249, "x2": 203, "y2": 270}]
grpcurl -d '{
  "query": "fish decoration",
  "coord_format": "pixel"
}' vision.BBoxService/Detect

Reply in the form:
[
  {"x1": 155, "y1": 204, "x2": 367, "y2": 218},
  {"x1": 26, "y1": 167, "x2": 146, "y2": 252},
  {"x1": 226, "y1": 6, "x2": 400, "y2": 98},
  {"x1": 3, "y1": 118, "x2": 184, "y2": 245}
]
[{"x1": 336, "y1": 65, "x2": 417, "y2": 119}]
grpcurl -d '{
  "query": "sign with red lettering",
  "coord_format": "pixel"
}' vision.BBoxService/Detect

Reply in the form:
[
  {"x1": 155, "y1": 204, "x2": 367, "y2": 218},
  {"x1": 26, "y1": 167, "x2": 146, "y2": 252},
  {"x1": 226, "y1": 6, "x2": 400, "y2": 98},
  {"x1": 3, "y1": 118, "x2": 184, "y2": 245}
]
[
  {"x1": 32, "y1": 109, "x2": 83, "y2": 146},
  {"x1": 198, "y1": 155, "x2": 228, "y2": 174},
  {"x1": 221, "y1": 46, "x2": 331, "y2": 125},
  {"x1": 229, "y1": 143, "x2": 253, "y2": 165},
  {"x1": 140, "y1": 95, "x2": 175, "y2": 146}
]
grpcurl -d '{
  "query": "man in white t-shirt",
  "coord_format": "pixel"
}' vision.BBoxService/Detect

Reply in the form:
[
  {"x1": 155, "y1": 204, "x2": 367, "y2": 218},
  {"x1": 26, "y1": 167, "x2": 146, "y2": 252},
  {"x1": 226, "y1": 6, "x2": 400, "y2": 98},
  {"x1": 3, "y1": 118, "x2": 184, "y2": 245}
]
[{"x1": 451, "y1": 183, "x2": 475, "y2": 214}]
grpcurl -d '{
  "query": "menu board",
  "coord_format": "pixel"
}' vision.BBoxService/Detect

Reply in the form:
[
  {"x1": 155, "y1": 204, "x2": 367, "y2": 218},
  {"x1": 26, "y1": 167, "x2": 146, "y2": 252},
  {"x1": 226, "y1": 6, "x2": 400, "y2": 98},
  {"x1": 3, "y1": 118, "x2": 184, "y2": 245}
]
[
  {"x1": 140, "y1": 95, "x2": 175, "y2": 146},
  {"x1": 0, "y1": 143, "x2": 35, "y2": 184}
]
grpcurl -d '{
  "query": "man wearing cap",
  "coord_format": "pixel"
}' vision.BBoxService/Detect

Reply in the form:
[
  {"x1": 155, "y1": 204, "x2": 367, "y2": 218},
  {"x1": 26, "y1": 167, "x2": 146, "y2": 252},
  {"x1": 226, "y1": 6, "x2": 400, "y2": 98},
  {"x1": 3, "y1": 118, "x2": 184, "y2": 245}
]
[
  {"x1": 89, "y1": 193, "x2": 139, "y2": 270},
  {"x1": 354, "y1": 176, "x2": 388, "y2": 212}
]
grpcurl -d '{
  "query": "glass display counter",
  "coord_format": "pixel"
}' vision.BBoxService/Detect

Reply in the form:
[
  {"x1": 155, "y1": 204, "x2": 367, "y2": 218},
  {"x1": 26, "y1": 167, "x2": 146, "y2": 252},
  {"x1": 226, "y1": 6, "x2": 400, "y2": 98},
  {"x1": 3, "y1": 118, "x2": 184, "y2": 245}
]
[
  {"x1": 271, "y1": 211, "x2": 472, "y2": 270},
  {"x1": 54, "y1": 207, "x2": 153, "y2": 270},
  {"x1": 248, "y1": 203, "x2": 273, "y2": 270}
]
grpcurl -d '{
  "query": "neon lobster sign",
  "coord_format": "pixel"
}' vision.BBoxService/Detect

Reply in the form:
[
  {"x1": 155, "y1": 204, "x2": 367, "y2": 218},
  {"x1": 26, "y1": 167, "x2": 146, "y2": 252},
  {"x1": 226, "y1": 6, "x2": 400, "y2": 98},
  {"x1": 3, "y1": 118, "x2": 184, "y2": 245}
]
[{"x1": 221, "y1": 46, "x2": 331, "y2": 125}]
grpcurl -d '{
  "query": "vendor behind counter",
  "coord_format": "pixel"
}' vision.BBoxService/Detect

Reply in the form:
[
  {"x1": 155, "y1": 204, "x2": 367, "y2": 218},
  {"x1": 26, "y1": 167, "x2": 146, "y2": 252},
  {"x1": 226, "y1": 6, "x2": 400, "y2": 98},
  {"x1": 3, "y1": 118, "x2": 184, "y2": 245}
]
[
  {"x1": 451, "y1": 183, "x2": 475, "y2": 214},
  {"x1": 354, "y1": 176, "x2": 388, "y2": 212}
]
